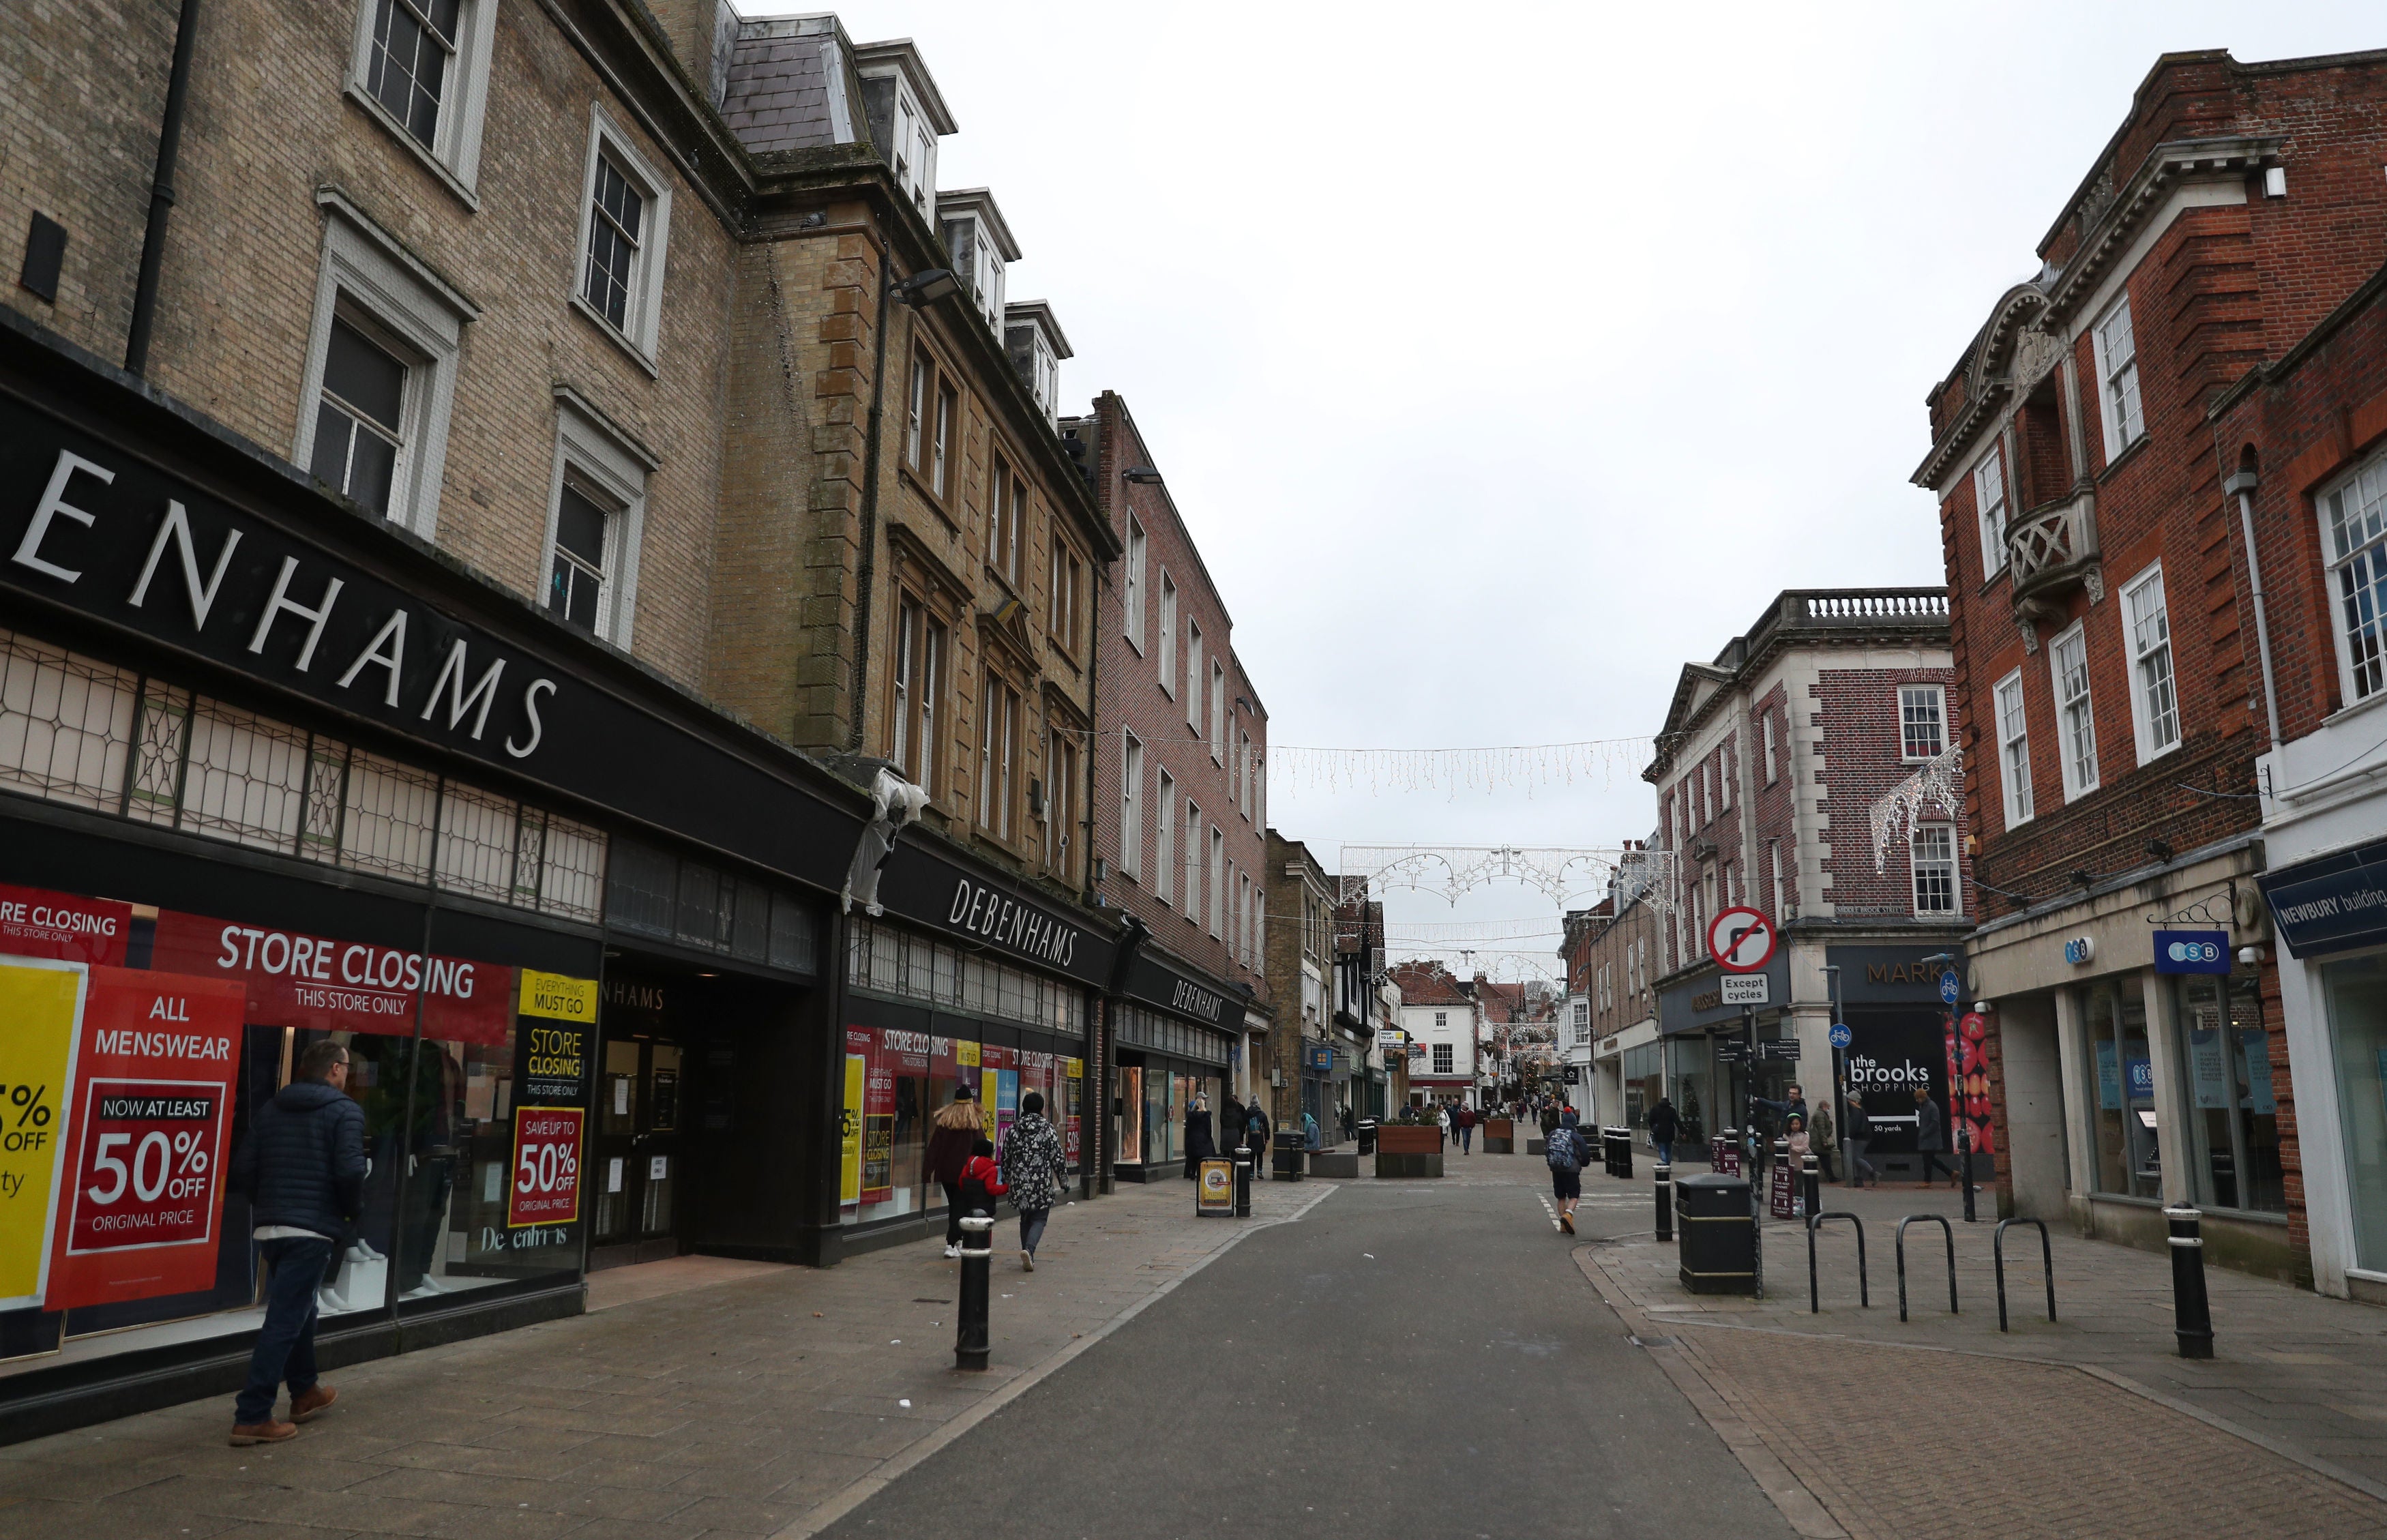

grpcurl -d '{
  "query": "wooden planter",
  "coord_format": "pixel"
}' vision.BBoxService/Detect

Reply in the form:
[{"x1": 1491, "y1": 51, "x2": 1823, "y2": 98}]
[
  {"x1": 1483, "y1": 1116, "x2": 1515, "y2": 1155},
  {"x1": 1374, "y1": 1123, "x2": 1444, "y2": 1179}
]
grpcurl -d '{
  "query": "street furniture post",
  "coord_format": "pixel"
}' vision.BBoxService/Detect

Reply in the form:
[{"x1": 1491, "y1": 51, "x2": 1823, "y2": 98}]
[
  {"x1": 1232, "y1": 1146, "x2": 1253, "y2": 1217},
  {"x1": 955, "y1": 1213, "x2": 994, "y2": 1372},
  {"x1": 2166, "y1": 1206, "x2": 2215, "y2": 1359},
  {"x1": 1801, "y1": 1151, "x2": 1820, "y2": 1221},
  {"x1": 1655, "y1": 1161, "x2": 1673, "y2": 1243}
]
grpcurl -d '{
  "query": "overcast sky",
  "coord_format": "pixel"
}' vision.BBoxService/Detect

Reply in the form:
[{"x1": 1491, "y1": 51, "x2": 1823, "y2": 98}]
[{"x1": 759, "y1": 2, "x2": 2382, "y2": 971}]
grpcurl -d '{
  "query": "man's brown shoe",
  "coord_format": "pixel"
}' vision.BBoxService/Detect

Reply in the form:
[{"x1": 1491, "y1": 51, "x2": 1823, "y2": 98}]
[
  {"x1": 290, "y1": 1384, "x2": 339, "y2": 1422},
  {"x1": 228, "y1": 1420, "x2": 297, "y2": 1446}
]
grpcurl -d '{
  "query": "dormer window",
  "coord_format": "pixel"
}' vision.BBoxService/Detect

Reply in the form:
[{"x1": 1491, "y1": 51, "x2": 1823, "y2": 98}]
[
  {"x1": 856, "y1": 43, "x2": 955, "y2": 226},
  {"x1": 1004, "y1": 301, "x2": 1072, "y2": 428},
  {"x1": 937, "y1": 190, "x2": 1019, "y2": 338}
]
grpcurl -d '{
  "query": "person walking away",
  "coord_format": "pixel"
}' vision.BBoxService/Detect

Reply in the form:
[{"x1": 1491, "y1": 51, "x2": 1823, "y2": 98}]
[
  {"x1": 998, "y1": 1091, "x2": 1065, "y2": 1270},
  {"x1": 1339, "y1": 1102, "x2": 1355, "y2": 1142},
  {"x1": 1541, "y1": 1103, "x2": 1560, "y2": 1138},
  {"x1": 925, "y1": 1086, "x2": 983, "y2": 1256},
  {"x1": 1843, "y1": 1098, "x2": 1876, "y2": 1187},
  {"x1": 1547, "y1": 1110, "x2": 1588, "y2": 1233},
  {"x1": 1913, "y1": 1086, "x2": 1961, "y2": 1187},
  {"x1": 1646, "y1": 1095, "x2": 1680, "y2": 1167},
  {"x1": 226, "y1": 1039, "x2": 366, "y2": 1445},
  {"x1": 1221, "y1": 1091, "x2": 1246, "y2": 1159},
  {"x1": 1244, "y1": 1099, "x2": 1272, "y2": 1179},
  {"x1": 1810, "y1": 1099, "x2": 1838, "y2": 1183},
  {"x1": 1183, "y1": 1093, "x2": 1217, "y2": 1179},
  {"x1": 958, "y1": 1136, "x2": 1007, "y2": 1226}
]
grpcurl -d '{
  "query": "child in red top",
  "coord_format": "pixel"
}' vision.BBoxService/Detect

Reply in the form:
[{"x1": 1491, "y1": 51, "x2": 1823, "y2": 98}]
[{"x1": 958, "y1": 1136, "x2": 1007, "y2": 1217}]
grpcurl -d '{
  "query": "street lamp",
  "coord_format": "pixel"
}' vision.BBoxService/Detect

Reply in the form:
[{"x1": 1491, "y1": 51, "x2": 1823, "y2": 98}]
[{"x1": 893, "y1": 267, "x2": 960, "y2": 306}]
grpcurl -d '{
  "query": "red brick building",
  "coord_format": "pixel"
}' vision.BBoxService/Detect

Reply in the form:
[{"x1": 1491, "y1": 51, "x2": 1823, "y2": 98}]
[
  {"x1": 1912, "y1": 48, "x2": 2387, "y2": 1286},
  {"x1": 1067, "y1": 394, "x2": 1271, "y2": 1179}
]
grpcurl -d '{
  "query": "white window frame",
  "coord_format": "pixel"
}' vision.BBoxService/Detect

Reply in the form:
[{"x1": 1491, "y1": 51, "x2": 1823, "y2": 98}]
[
  {"x1": 2122, "y1": 561, "x2": 2180, "y2": 763},
  {"x1": 1974, "y1": 443, "x2": 2009, "y2": 576},
  {"x1": 293, "y1": 194, "x2": 473, "y2": 539},
  {"x1": 1211, "y1": 661, "x2": 1227, "y2": 762},
  {"x1": 1719, "y1": 745, "x2": 1732, "y2": 812},
  {"x1": 540, "y1": 389, "x2": 654, "y2": 648},
  {"x1": 1184, "y1": 801, "x2": 1202, "y2": 924},
  {"x1": 1157, "y1": 573, "x2": 1177, "y2": 696},
  {"x1": 1899, "y1": 684, "x2": 1947, "y2": 761},
  {"x1": 2092, "y1": 292, "x2": 2146, "y2": 460},
  {"x1": 1763, "y1": 711, "x2": 1778, "y2": 785},
  {"x1": 1123, "y1": 516, "x2": 1147, "y2": 652},
  {"x1": 570, "y1": 106, "x2": 674, "y2": 371},
  {"x1": 1910, "y1": 824, "x2": 1959, "y2": 917},
  {"x1": 344, "y1": 0, "x2": 497, "y2": 205},
  {"x1": 2320, "y1": 444, "x2": 2387, "y2": 705},
  {"x1": 1155, "y1": 770, "x2": 1176, "y2": 905},
  {"x1": 2051, "y1": 620, "x2": 2100, "y2": 801},
  {"x1": 1119, "y1": 732, "x2": 1144, "y2": 880},
  {"x1": 1185, "y1": 621, "x2": 1204, "y2": 732},
  {"x1": 1993, "y1": 667, "x2": 2034, "y2": 830},
  {"x1": 1209, "y1": 824, "x2": 1226, "y2": 936}
]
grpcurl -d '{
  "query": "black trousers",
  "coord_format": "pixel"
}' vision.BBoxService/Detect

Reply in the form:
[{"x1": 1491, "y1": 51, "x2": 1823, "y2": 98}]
[
  {"x1": 941, "y1": 1181, "x2": 965, "y2": 1245},
  {"x1": 1921, "y1": 1151, "x2": 1958, "y2": 1183}
]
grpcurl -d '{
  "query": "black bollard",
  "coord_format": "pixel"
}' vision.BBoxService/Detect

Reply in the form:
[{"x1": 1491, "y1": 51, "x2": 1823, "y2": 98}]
[
  {"x1": 1961, "y1": 1127, "x2": 1978, "y2": 1224},
  {"x1": 1618, "y1": 1131, "x2": 1633, "y2": 1182},
  {"x1": 2166, "y1": 1206, "x2": 2214, "y2": 1359},
  {"x1": 1801, "y1": 1152, "x2": 1820, "y2": 1219},
  {"x1": 955, "y1": 1213, "x2": 994, "y2": 1372},
  {"x1": 1655, "y1": 1162, "x2": 1673, "y2": 1243},
  {"x1": 1232, "y1": 1146, "x2": 1253, "y2": 1218}
]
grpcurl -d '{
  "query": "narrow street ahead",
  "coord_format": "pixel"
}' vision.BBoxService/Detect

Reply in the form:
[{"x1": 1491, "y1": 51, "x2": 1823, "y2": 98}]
[{"x1": 821, "y1": 1170, "x2": 1791, "y2": 1539}]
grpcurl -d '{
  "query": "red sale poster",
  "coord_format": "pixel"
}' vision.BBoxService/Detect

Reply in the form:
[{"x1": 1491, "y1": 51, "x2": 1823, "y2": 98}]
[
  {"x1": 47, "y1": 968, "x2": 246, "y2": 1312},
  {"x1": 0, "y1": 882, "x2": 131, "y2": 966},
  {"x1": 149, "y1": 910, "x2": 512, "y2": 1045},
  {"x1": 508, "y1": 1106, "x2": 584, "y2": 1227}
]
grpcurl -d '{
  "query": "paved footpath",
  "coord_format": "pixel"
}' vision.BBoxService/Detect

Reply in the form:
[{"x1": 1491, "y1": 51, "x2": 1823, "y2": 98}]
[
  {"x1": 1564, "y1": 1156, "x2": 2387, "y2": 1539},
  {"x1": 0, "y1": 1180, "x2": 1331, "y2": 1540}
]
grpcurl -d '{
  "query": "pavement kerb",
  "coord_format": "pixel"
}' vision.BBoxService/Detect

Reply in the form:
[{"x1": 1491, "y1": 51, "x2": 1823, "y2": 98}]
[
  {"x1": 1569, "y1": 1245, "x2": 1847, "y2": 1540},
  {"x1": 1572, "y1": 1241, "x2": 2387, "y2": 1515},
  {"x1": 770, "y1": 1181, "x2": 1340, "y2": 1539}
]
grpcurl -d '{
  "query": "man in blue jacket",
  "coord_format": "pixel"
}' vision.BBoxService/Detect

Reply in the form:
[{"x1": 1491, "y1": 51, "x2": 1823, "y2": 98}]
[{"x1": 227, "y1": 1038, "x2": 367, "y2": 1445}]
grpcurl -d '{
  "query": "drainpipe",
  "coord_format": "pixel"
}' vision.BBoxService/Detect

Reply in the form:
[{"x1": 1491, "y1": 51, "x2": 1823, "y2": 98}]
[
  {"x1": 2224, "y1": 468, "x2": 2282, "y2": 752},
  {"x1": 125, "y1": 0, "x2": 203, "y2": 376},
  {"x1": 846, "y1": 246, "x2": 895, "y2": 750}
]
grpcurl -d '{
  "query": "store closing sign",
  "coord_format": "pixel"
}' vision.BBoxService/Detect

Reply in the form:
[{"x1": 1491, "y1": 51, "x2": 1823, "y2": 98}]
[
  {"x1": 149, "y1": 910, "x2": 510, "y2": 1043},
  {"x1": 507, "y1": 972, "x2": 595, "y2": 1229},
  {"x1": 50, "y1": 970, "x2": 247, "y2": 1310},
  {"x1": 0, "y1": 882, "x2": 130, "y2": 965}
]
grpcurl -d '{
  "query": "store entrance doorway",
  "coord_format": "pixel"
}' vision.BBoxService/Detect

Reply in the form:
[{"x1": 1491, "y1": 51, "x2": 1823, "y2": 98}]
[{"x1": 591, "y1": 1033, "x2": 684, "y2": 1269}]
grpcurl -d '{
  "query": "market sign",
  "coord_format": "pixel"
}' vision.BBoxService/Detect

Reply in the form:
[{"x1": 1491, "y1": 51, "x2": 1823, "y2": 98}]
[{"x1": 2260, "y1": 838, "x2": 2387, "y2": 960}]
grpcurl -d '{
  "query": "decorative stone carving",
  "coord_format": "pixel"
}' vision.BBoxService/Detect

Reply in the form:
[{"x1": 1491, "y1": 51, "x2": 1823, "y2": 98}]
[
  {"x1": 2015, "y1": 325, "x2": 2064, "y2": 389},
  {"x1": 2084, "y1": 563, "x2": 2105, "y2": 604},
  {"x1": 2019, "y1": 617, "x2": 2040, "y2": 657}
]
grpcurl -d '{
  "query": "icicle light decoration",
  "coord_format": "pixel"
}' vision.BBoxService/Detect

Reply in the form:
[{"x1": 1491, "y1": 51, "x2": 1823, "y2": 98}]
[
  {"x1": 1268, "y1": 737, "x2": 1655, "y2": 799},
  {"x1": 1870, "y1": 745, "x2": 1964, "y2": 872}
]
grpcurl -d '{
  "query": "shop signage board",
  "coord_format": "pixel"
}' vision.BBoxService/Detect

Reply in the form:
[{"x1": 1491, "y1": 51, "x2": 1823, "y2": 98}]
[
  {"x1": 507, "y1": 972, "x2": 596, "y2": 1229},
  {"x1": 2154, "y1": 930, "x2": 2231, "y2": 975},
  {"x1": 0, "y1": 883, "x2": 130, "y2": 965},
  {"x1": 871, "y1": 840, "x2": 1116, "y2": 988},
  {"x1": 1121, "y1": 951, "x2": 1235, "y2": 1029},
  {"x1": 1196, "y1": 1159, "x2": 1234, "y2": 1215},
  {"x1": 149, "y1": 910, "x2": 511, "y2": 1043},
  {"x1": 0, "y1": 393, "x2": 861, "y2": 895},
  {"x1": 2261, "y1": 836, "x2": 2387, "y2": 959},
  {"x1": 1706, "y1": 906, "x2": 1777, "y2": 973},
  {"x1": 839, "y1": 1041, "x2": 865, "y2": 1206},
  {"x1": 0, "y1": 958, "x2": 88, "y2": 1309}
]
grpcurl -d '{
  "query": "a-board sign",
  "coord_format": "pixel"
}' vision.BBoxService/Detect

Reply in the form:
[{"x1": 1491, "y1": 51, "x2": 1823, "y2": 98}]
[{"x1": 1196, "y1": 1159, "x2": 1234, "y2": 1216}]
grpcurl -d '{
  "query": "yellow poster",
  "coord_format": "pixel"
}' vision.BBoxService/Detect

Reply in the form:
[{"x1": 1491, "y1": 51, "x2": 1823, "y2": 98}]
[
  {"x1": 981, "y1": 1069, "x2": 998, "y2": 1121},
  {"x1": 520, "y1": 970, "x2": 599, "y2": 1022},
  {"x1": 0, "y1": 958, "x2": 88, "y2": 1311},
  {"x1": 955, "y1": 1040, "x2": 981, "y2": 1069},
  {"x1": 840, "y1": 1054, "x2": 865, "y2": 1204},
  {"x1": 1065, "y1": 1057, "x2": 1082, "y2": 1080}
]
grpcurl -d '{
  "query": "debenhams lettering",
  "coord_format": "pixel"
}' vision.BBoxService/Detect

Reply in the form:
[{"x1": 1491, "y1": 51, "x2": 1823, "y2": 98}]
[
  {"x1": 8, "y1": 445, "x2": 557, "y2": 759},
  {"x1": 947, "y1": 878, "x2": 1080, "y2": 967},
  {"x1": 1170, "y1": 979, "x2": 1223, "y2": 1023}
]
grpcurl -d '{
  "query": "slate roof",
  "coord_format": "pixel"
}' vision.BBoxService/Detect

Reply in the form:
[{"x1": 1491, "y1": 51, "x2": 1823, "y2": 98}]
[{"x1": 721, "y1": 18, "x2": 845, "y2": 154}]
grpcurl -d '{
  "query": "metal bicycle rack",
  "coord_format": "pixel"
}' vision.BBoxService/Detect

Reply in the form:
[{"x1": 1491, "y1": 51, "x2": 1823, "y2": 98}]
[
  {"x1": 1994, "y1": 1217, "x2": 2056, "y2": 1331},
  {"x1": 1805, "y1": 1211, "x2": 1868, "y2": 1314},
  {"x1": 1895, "y1": 1213, "x2": 1958, "y2": 1322}
]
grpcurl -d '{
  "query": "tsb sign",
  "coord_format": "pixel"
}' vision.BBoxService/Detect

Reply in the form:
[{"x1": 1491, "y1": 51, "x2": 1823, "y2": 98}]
[{"x1": 2154, "y1": 930, "x2": 2230, "y2": 975}]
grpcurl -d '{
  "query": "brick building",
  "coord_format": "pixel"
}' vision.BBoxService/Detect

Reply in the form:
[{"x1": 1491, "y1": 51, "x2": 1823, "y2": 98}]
[
  {"x1": 1914, "y1": 48, "x2": 2387, "y2": 1286},
  {"x1": 1562, "y1": 882, "x2": 1664, "y2": 1136},
  {"x1": 1067, "y1": 391, "x2": 1269, "y2": 1177},
  {"x1": 1644, "y1": 590, "x2": 1974, "y2": 1180},
  {"x1": 0, "y1": 0, "x2": 1131, "y2": 1435},
  {"x1": 1333, "y1": 880, "x2": 1397, "y2": 1118},
  {"x1": 1262, "y1": 833, "x2": 1340, "y2": 1135}
]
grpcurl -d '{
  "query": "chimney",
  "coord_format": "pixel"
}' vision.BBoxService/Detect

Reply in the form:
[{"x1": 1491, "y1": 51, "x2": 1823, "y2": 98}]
[{"x1": 644, "y1": 0, "x2": 737, "y2": 108}]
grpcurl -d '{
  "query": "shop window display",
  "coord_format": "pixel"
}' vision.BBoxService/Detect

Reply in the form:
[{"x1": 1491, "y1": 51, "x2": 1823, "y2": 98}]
[
  {"x1": 840, "y1": 1026, "x2": 1081, "y2": 1224},
  {"x1": 2325, "y1": 955, "x2": 2387, "y2": 1272},
  {"x1": 2083, "y1": 981, "x2": 2161, "y2": 1200},
  {"x1": 0, "y1": 882, "x2": 594, "y2": 1375},
  {"x1": 2178, "y1": 974, "x2": 2283, "y2": 1214}
]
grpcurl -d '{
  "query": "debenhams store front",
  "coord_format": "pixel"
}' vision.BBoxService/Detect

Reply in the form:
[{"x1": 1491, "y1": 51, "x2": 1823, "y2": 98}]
[{"x1": 0, "y1": 322, "x2": 1103, "y2": 1439}]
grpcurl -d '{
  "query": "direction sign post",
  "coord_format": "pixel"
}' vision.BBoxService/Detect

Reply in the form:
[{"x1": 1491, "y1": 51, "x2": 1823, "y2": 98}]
[
  {"x1": 1707, "y1": 906, "x2": 1778, "y2": 974},
  {"x1": 1700, "y1": 908, "x2": 1778, "y2": 1301}
]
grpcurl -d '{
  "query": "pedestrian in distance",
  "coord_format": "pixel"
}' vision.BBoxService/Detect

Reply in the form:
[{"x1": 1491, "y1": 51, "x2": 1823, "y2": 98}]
[
  {"x1": 1842, "y1": 1098, "x2": 1876, "y2": 1187},
  {"x1": 1547, "y1": 1110, "x2": 1588, "y2": 1233},
  {"x1": 925, "y1": 1085, "x2": 983, "y2": 1256},
  {"x1": 959, "y1": 1135, "x2": 1007, "y2": 1216},
  {"x1": 1783, "y1": 1112, "x2": 1811, "y2": 1166},
  {"x1": 1221, "y1": 1091, "x2": 1246, "y2": 1158},
  {"x1": 1301, "y1": 1108, "x2": 1321, "y2": 1152},
  {"x1": 998, "y1": 1091, "x2": 1066, "y2": 1271},
  {"x1": 1912, "y1": 1086, "x2": 1959, "y2": 1186},
  {"x1": 1457, "y1": 1104, "x2": 1475, "y2": 1155},
  {"x1": 1437, "y1": 1101, "x2": 1452, "y2": 1151},
  {"x1": 1244, "y1": 1098, "x2": 1271, "y2": 1179},
  {"x1": 1810, "y1": 1099, "x2": 1838, "y2": 1182},
  {"x1": 1646, "y1": 1095, "x2": 1680, "y2": 1167},
  {"x1": 226, "y1": 1037, "x2": 366, "y2": 1445},
  {"x1": 1339, "y1": 1102, "x2": 1355, "y2": 1142},
  {"x1": 1183, "y1": 1093, "x2": 1217, "y2": 1180}
]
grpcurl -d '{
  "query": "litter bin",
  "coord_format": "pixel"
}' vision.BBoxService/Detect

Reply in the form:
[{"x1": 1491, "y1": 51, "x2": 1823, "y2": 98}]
[
  {"x1": 1356, "y1": 1119, "x2": 1378, "y2": 1156},
  {"x1": 1272, "y1": 1127, "x2": 1307, "y2": 1181},
  {"x1": 1675, "y1": 1172, "x2": 1756, "y2": 1295}
]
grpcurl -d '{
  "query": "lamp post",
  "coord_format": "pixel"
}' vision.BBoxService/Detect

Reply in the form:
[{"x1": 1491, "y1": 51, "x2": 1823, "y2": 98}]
[{"x1": 1918, "y1": 951, "x2": 1973, "y2": 1219}]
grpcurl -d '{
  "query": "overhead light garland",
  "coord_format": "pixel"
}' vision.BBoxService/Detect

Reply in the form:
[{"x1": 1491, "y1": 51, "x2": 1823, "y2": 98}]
[{"x1": 1268, "y1": 738, "x2": 1655, "y2": 799}]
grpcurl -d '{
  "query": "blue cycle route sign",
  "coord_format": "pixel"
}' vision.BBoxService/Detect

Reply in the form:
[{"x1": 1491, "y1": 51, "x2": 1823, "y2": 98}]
[
  {"x1": 1828, "y1": 1023, "x2": 1852, "y2": 1049},
  {"x1": 1938, "y1": 970, "x2": 1961, "y2": 1005}
]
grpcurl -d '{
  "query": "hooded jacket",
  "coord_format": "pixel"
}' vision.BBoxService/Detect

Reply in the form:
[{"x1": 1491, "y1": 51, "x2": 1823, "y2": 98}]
[
  {"x1": 925, "y1": 1099, "x2": 983, "y2": 1185},
  {"x1": 230, "y1": 1079, "x2": 367, "y2": 1241},
  {"x1": 998, "y1": 1111, "x2": 1066, "y2": 1210}
]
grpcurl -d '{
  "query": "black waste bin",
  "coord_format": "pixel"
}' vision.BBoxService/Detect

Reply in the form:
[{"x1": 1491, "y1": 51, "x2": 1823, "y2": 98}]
[
  {"x1": 1273, "y1": 1128, "x2": 1307, "y2": 1181},
  {"x1": 1675, "y1": 1172, "x2": 1756, "y2": 1295},
  {"x1": 1356, "y1": 1119, "x2": 1378, "y2": 1156}
]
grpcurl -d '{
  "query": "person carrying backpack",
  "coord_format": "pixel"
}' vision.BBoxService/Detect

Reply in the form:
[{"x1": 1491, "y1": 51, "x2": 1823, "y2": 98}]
[{"x1": 1547, "y1": 1109, "x2": 1586, "y2": 1232}]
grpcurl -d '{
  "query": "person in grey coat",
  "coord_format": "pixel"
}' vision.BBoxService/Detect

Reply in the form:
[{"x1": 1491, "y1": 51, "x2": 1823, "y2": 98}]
[
  {"x1": 226, "y1": 1038, "x2": 366, "y2": 1445},
  {"x1": 1913, "y1": 1086, "x2": 1959, "y2": 1185}
]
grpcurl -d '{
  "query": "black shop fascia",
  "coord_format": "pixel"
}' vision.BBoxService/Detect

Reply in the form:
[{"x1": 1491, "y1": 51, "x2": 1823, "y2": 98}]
[
  {"x1": 0, "y1": 316, "x2": 872, "y2": 1440},
  {"x1": 1109, "y1": 938, "x2": 1242, "y2": 1182},
  {"x1": 833, "y1": 828, "x2": 1116, "y2": 1250},
  {"x1": 1825, "y1": 945, "x2": 1974, "y2": 1180}
]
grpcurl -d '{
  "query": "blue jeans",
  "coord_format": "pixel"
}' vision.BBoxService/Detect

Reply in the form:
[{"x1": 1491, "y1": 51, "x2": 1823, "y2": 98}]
[
  {"x1": 1655, "y1": 1140, "x2": 1674, "y2": 1166},
  {"x1": 1019, "y1": 1207, "x2": 1049, "y2": 1256},
  {"x1": 236, "y1": 1236, "x2": 333, "y2": 1425},
  {"x1": 1459, "y1": 1127, "x2": 1472, "y2": 1153}
]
